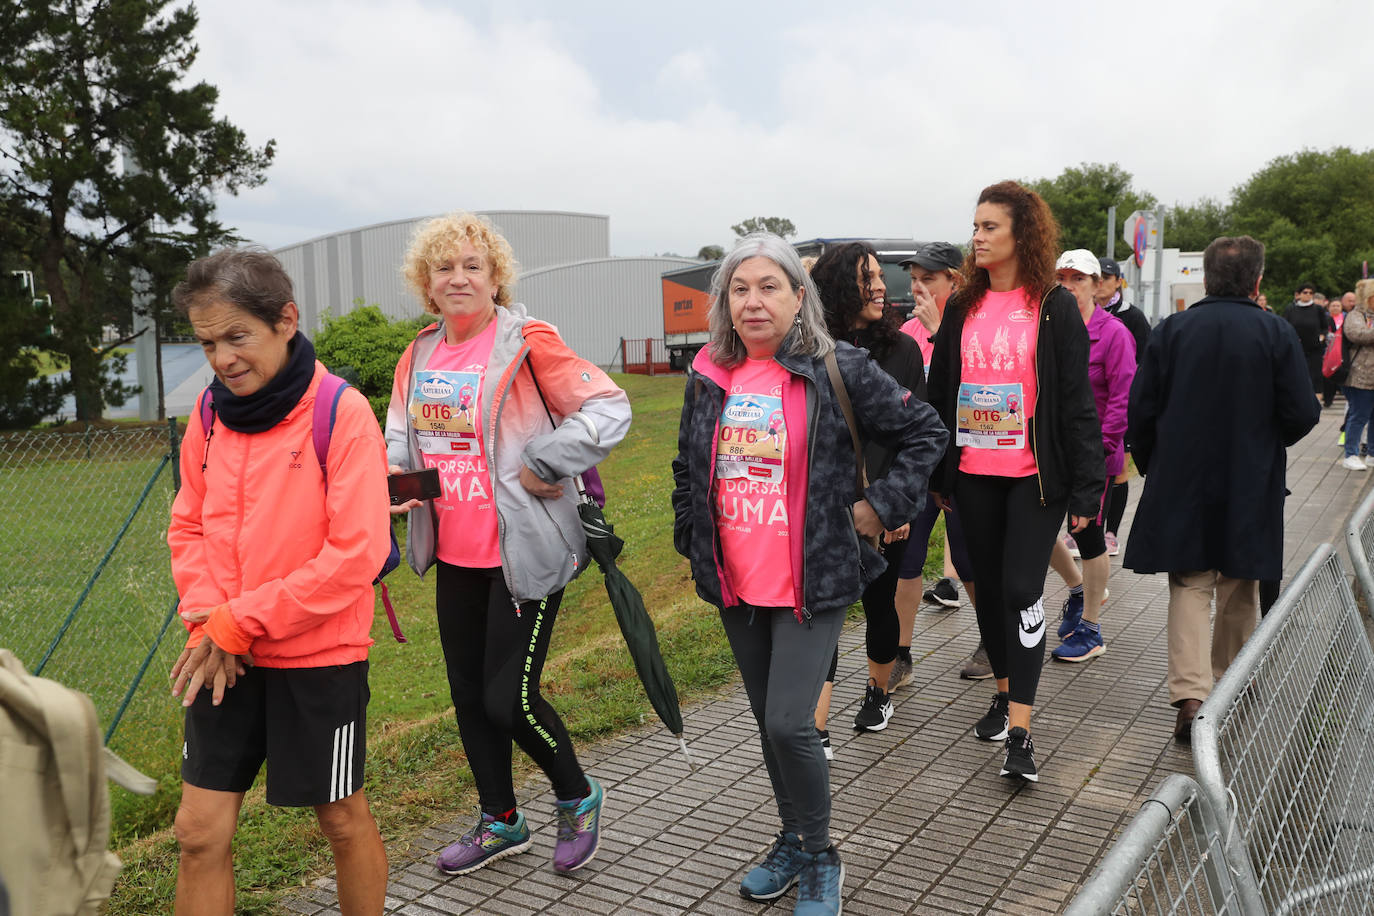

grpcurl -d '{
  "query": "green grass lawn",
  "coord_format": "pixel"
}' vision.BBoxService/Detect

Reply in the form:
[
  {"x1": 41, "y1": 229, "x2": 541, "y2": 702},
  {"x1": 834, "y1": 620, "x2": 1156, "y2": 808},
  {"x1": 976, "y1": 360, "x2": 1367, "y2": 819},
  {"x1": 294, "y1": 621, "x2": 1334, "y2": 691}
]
[{"x1": 43, "y1": 373, "x2": 948, "y2": 914}]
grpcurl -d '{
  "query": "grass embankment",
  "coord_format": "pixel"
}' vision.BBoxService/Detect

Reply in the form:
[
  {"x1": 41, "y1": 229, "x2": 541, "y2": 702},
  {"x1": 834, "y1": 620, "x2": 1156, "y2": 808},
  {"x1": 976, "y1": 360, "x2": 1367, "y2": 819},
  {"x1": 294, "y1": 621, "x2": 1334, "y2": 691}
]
[{"x1": 105, "y1": 373, "x2": 947, "y2": 914}]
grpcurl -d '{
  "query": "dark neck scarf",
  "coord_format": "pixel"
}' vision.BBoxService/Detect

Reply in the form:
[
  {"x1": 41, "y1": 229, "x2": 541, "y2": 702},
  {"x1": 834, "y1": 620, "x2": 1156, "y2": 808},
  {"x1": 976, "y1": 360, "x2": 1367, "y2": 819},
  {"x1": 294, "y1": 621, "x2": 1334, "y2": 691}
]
[{"x1": 210, "y1": 332, "x2": 317, "y2": 433}]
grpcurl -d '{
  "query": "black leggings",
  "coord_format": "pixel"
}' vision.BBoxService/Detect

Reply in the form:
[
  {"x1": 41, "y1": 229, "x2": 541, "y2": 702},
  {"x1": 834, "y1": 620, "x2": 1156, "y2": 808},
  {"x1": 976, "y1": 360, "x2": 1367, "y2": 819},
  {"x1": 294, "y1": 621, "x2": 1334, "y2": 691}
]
[
  {"x1": 436, "y1": 562, "x2": 586, "y2": 814},
  {"x1": 862, "y1": 537, "x2": 908, "y2": 665},
  {"x1": 955, "y1": 473, "x2": 1066, "y2": 707},
  {"x1": 1069, "y1": 479, "x2": 1112, "y2": 560},
  {"x1": 1104, "y1": 480, "x2": 1128, "y2": 537}
]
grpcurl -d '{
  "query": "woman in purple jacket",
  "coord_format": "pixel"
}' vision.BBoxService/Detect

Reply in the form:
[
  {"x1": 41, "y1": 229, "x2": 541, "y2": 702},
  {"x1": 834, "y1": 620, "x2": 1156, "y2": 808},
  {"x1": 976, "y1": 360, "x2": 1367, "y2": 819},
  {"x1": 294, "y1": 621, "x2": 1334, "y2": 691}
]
[{"x1": 1048, "y1": 250, "x2": 1137, "y2": 661}]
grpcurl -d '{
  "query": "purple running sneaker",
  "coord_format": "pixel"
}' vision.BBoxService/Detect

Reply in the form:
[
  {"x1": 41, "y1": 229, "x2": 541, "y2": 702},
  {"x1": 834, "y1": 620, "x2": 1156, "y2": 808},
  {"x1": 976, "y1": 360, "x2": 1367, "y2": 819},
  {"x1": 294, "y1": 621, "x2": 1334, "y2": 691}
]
[
  {"x1": 553, "y1": 776, "x2": 604, "y2": 873},
  {"x1": 436, "y1": 810, "x2": 532, "y2": 875}
]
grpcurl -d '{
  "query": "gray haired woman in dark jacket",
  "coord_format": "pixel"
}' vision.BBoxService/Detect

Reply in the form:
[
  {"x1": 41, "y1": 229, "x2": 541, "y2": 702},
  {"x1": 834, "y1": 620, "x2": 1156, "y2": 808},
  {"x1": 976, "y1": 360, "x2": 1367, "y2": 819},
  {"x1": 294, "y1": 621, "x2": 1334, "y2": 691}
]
[{"x1": 671, "y1": 232, "x2": 946, "y2": 916}]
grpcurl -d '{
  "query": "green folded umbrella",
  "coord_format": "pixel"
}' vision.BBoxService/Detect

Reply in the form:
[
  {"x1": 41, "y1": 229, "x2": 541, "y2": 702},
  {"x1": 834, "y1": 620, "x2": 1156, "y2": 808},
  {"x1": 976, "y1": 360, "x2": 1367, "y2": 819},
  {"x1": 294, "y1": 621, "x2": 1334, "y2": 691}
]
[{"x1": 576, "y1": 492, "x2": 693, "y2": 768}]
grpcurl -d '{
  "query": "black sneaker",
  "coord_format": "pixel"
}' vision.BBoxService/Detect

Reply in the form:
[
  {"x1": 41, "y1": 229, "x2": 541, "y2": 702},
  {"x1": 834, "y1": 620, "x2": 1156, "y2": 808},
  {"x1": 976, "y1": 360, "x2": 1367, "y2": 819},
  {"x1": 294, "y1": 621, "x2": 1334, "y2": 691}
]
[
  {"x1": 924, "y1": 577, "x2": 960, "y2": 608},
  {"x1": 853, "y1": 679, "x2": 893, "y2": 731},
  {"x1": 974, "y1": 691, "x2": 1010, "y2": 741},
  {"x1": 816, "y1": 727, "x2": 832, "y2": 761},
  {"x1": 1000, "y1": 726, "x2": 1039, "y2": 782}
]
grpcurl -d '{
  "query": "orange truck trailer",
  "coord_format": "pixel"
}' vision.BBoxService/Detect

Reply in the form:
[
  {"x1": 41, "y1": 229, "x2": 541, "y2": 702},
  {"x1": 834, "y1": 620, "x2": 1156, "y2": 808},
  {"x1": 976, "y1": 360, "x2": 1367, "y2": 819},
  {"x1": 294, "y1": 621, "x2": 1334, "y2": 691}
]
[{"x1": 661, "y1": 237, "x2": 923, "y2": 370}]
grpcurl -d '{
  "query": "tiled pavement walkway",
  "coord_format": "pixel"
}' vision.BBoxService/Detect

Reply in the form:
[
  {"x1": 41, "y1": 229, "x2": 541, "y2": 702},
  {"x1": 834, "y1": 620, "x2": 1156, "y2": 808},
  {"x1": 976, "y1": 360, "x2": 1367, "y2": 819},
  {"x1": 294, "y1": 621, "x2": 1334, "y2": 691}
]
[{"x1": 293, "y1": 403, "x2": 1370, "y2": 915}]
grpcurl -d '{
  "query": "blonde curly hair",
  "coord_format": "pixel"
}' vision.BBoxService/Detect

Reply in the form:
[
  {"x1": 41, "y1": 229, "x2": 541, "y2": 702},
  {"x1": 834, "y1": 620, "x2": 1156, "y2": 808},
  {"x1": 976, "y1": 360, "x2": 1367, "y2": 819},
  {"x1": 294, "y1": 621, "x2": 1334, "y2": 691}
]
[{"x1": 402, "y1": 212, "x2": 519, "y2": 313}]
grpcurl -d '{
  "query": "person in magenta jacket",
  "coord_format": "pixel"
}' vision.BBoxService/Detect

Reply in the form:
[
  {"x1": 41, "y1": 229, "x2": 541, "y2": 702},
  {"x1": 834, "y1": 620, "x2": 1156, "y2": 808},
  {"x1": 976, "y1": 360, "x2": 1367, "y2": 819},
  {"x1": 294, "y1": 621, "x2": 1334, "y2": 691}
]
[
  {"x1": 1048, "y1": 250, "x2": 1136, "y2": 663},
  {"x1": 167, "y1": 248, "x2": 393, "y2": 916}
]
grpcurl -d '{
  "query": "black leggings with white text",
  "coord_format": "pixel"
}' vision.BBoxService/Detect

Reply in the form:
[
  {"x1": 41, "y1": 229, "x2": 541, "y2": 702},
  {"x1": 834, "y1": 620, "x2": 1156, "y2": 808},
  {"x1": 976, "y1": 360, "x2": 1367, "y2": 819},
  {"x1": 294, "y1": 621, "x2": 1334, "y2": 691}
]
[
  {"x1": 955, "y1": 473, "x2": 1067, "y2": 707},
  {"x1": 436, "y1": 562, "x2": 587, "y2": 815}
]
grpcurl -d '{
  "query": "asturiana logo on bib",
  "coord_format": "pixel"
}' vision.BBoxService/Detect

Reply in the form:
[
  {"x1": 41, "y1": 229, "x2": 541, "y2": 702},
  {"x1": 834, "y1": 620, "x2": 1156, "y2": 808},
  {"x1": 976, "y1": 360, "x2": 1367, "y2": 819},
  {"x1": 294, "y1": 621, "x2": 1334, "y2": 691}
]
[
  {"x1": 724, "y1": 401, "x2": 766, "y2": 423},
  {"x1": 970, "y1": 388, "x2": 1002, "y2": 407},
  {"x1": 420, "y1": 377, "x2": 455, "y2": 399}
]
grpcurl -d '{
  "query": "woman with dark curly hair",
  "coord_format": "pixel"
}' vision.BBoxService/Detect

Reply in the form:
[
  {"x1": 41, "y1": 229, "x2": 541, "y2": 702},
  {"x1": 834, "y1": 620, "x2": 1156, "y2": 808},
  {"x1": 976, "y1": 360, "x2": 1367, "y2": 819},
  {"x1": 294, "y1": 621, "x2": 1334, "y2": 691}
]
[
  {"x1": 809, "y1": 242, "x2": 924, "y2": 736},
  {"x1": 925, "y1": 181, "x2": 1104, "y2": 782}
]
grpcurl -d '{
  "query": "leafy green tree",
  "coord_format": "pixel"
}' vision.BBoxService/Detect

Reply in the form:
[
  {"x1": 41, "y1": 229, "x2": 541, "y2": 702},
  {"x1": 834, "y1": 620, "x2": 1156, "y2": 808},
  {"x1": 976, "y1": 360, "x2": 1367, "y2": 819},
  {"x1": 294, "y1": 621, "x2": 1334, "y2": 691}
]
[
  {"x1": 1026, "y1": 163, "x2": 1157, "y2": 253},
  {"x1": 0, "y1": 271, "x2": 65, "y2": 428},
  {"x1": 0, "y1": 0, "x2": 274, "y2": 420},
  {"x1": 1227, "y1": 147, "x2": 1374, "y2": 304},
  {"x1": 1164, "y1": 197, "x2": 1231, "y2": 253},
  {"x1": 731, "y1": 217, "x2": 796, "y2": 239},
  {"x1": 697, "y1": 245, "x2": 724, "y2": 261},
  {"x1": 314, "y1": 304, "x2": 429, "y2": 424}
]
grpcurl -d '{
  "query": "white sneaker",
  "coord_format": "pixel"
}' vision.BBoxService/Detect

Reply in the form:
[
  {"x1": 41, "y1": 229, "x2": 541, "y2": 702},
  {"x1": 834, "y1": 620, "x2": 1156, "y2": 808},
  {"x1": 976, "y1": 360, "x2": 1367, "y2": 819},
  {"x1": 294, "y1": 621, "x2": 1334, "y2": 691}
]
[
  {"x1": 1366, "y1": 456, "x2": 1374, "y2": 468},
  {"x1": 1341, "y1": 455, "x2": 1366, "y2": 471}
]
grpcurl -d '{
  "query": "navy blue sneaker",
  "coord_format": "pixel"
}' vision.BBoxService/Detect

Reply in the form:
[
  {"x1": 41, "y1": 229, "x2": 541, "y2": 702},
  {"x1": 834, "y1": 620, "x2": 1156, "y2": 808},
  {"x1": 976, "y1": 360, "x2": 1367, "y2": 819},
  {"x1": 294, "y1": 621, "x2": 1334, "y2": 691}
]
[
  {"x1": 1058, "y1": 592, "x2": 1084, "y2": 639},
  {"x1": 794, "y1": 845, "x2": 845, "y2": 915},
  {"x1": 740, "y1": 831, "x2": 807, "y2": 901},
  {"x1": 1052, "y1": 623, "x2": 1105, "y2": 662}
]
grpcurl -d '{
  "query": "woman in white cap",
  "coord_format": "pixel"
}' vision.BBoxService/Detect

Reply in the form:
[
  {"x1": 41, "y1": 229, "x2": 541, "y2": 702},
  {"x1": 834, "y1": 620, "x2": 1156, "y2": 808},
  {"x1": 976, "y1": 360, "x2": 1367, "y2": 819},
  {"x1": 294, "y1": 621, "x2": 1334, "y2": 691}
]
[{"x1": 1046, "y1": 250, "x2": 1137, "y2": 662}]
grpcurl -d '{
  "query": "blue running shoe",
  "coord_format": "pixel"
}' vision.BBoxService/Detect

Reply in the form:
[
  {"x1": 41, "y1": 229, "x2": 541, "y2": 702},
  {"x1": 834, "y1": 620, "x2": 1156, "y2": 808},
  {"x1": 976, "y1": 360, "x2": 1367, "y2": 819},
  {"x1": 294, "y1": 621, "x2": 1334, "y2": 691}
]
[
  {"x1": 436, "y1": 810, "x2": 532, "y2": 875},
  {"x1": 1057, "y1": 592, "x2": 1084, "y2": 640},
  {"x1": 739, "y1": 831, "x2": 807, "y2": 901},
  {"x1": 1053, "y1": 623, "x2": 1106, "y2": 662},
  {"x1": 553, "y1": 775, "x2": 604, "y2": 873},
  {"x1": 794, "y1": 845, "x2": 845, "y2": 915}
]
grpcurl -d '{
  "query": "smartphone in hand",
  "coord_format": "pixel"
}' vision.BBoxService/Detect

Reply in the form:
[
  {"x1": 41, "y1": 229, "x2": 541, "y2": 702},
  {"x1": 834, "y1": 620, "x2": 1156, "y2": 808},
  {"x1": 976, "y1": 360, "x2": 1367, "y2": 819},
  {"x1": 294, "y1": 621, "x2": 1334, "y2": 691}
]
[{"x1": 388, "y1": 467, "x2": 442, "y2": 505}]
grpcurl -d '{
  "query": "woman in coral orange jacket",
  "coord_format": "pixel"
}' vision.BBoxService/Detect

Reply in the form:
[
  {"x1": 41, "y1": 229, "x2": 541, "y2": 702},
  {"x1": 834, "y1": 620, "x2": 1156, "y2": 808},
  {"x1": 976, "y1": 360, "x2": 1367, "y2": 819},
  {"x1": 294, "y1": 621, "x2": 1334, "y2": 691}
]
[{"x1": 168, "y1": 249, "x2": 392, "y2": 916}]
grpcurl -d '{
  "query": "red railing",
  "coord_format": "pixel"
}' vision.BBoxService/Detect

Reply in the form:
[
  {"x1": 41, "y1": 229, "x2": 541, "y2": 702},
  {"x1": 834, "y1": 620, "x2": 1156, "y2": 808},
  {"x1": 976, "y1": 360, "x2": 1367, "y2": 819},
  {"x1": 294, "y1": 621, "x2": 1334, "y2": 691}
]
[{"x1": 620, "y1": 338, "x2": 676, "y2": 375}]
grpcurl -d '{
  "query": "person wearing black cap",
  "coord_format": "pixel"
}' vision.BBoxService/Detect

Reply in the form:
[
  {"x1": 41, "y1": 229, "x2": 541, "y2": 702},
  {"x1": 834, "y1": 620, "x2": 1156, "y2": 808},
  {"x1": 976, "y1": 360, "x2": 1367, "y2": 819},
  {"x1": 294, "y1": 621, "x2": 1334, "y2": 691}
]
[
  {"x1": 1095, "y1": 258, "x2": 1149, "y2": 358},
  {"x1": 1095, "y1": 257, "x2": 1150, "y2": 557},
  {"x1": 892, "y1": 242, "x2": 987, "y2": 684}
]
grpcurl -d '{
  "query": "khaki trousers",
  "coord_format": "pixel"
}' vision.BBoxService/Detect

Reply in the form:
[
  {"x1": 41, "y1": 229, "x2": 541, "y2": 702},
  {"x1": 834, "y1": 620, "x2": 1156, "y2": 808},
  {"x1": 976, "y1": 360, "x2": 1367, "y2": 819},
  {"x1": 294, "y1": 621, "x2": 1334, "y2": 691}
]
[{"x1": 1166, "y1": 570, "x2": 1259, "y2": 705}]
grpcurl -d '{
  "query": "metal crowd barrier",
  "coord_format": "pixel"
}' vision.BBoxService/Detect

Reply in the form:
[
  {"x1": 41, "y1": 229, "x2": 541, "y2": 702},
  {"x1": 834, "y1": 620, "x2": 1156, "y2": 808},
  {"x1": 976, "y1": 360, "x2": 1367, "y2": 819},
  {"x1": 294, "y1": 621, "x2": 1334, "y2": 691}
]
[
  {"x1": 1063, "y1": 773, "x2": 1243, "y2": 915},
  {"x1": 1193, "y1": 545, "x2": 1374, "y2": 915},
  {"x1": 1345, "y1": 484, "x2": 1374, "y2": 616},
  {"x1": 1069, "y1": 544, "x2": 1374, "y2": 914}
]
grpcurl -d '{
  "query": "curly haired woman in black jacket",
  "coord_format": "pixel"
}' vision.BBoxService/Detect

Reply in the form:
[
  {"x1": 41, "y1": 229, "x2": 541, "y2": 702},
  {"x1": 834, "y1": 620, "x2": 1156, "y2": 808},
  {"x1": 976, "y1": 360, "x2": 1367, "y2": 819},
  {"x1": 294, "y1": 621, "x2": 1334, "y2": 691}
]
[{"x1": 925, "y1": 181, "x2": 1104, "y2": 782}]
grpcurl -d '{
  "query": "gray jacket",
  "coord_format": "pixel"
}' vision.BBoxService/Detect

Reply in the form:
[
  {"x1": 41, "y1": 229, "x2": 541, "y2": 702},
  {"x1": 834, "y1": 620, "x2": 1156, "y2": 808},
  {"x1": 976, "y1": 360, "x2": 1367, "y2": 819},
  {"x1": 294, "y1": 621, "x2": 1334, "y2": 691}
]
[{"x1": 384, "y1": 303, "x2": 631, "y2": 602}]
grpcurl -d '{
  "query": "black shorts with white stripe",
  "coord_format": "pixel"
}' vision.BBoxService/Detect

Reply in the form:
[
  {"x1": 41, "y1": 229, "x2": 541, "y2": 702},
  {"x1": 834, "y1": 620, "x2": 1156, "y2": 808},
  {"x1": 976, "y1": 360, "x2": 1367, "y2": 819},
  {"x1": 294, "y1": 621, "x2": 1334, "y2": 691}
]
[{"x1": 182, "y1": 660, "x2": 370, "y2": 807}]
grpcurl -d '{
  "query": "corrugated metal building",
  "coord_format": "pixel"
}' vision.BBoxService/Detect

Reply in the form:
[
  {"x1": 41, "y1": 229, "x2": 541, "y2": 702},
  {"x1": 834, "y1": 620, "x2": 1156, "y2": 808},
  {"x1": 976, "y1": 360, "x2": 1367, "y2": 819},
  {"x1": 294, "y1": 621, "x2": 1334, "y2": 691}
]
[
  {"x1": 519, "y1": 256, "x2": 696, "y2": 366},
  {"x1": 272, "y1": 210, "x2": 695, "y2": 367}
]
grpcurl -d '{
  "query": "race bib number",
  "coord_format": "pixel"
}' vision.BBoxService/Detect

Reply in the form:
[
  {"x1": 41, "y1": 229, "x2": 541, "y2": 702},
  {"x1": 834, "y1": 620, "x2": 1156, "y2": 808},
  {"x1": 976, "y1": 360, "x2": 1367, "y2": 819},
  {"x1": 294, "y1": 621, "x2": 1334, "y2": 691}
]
[
  {"x1": 956, "y1": 382, "x2": 1026, "y2": 449},
  {"x1": 411, "y1": 370, "x2": 483, "y2": 457},
  {"x1": 715, "y1": 392, "x2": 786, "y2": 484}
]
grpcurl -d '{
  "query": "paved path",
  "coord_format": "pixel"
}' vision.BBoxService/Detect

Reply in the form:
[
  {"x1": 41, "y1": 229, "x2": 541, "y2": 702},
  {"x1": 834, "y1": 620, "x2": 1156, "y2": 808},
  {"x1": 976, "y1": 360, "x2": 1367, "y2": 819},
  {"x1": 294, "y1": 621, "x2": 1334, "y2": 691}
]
[{"x1": 290, "y1": 402, "x2": 1370, "y2": 916}]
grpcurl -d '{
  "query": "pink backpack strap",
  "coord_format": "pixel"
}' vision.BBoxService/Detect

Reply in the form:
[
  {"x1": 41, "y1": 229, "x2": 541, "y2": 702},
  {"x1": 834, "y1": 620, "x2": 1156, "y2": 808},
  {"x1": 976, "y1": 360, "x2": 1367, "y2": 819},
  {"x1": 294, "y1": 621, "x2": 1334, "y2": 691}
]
[{"x1": 311, "y1": 373, "x2": 407, "y2": 643}]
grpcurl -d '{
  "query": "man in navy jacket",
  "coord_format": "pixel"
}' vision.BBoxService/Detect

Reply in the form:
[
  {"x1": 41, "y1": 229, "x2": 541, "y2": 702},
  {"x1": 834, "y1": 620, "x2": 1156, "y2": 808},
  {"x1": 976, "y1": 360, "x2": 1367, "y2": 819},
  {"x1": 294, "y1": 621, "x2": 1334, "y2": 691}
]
[{"x1": 1124, "y1": 236, "x2": 1319, "y2": 744}]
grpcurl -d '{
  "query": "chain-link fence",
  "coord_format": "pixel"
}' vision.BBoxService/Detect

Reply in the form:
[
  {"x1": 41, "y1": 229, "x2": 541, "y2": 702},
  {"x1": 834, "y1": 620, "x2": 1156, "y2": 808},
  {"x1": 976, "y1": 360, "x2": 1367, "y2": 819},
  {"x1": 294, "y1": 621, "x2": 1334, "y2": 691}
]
[{"x1": 0, "y1": 422, "x2": 187, "y2": 771}]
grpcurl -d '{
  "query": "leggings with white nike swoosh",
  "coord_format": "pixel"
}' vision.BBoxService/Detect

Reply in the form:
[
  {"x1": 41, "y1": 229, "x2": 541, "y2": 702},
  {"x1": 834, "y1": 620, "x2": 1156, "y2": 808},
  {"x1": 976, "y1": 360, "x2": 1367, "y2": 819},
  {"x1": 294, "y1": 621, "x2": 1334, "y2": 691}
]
[{"x1": 955, "y1": 472, "x2": 1067, "y2": 706}]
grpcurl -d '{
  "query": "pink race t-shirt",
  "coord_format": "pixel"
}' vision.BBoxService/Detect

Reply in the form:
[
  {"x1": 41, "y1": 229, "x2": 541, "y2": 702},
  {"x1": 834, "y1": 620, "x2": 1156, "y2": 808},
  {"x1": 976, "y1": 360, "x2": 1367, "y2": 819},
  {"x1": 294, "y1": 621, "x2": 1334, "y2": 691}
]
[
  {"x1": 411, "y1": 320, "x2": 501, "y2": 568},
  {"x1": 957, "y1": 288, "x2": 1039, "y2": 478},
  {"x1": 714, "y1": 359, "x2": 804, "y2": 608},
  {"x1": 900, "y1": 317, "x2": 936, "y2": 377}
]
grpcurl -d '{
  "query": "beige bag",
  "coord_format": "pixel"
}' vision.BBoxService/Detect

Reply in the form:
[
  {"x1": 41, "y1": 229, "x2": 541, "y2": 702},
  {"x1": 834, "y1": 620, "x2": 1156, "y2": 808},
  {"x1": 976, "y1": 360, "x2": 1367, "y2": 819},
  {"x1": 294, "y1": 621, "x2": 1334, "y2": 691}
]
[{"x1": 0, "y1": 650, "x2": 129, "y2": 916}]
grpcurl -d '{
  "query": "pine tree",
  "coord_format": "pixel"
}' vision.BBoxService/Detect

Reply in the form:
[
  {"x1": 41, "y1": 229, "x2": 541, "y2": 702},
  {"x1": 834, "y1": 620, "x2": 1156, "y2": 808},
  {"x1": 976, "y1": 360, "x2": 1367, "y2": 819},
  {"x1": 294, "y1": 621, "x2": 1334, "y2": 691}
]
[{"x1": 0, "y1": 0, "x2": 273, "y2": 420}]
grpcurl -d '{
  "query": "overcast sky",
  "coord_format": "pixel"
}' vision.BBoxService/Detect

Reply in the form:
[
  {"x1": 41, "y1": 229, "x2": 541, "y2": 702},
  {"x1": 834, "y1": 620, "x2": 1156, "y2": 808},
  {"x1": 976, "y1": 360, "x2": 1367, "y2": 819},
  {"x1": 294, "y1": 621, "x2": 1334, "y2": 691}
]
[{"x1": 192, "y1": 0, "x2": 1372, "y2": 259}]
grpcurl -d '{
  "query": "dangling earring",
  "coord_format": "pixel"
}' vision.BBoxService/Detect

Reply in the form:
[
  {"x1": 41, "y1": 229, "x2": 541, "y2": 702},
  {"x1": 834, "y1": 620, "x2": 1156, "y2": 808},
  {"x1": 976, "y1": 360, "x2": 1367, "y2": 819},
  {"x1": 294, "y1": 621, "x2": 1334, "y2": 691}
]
[{"x1": 793, "y1": 314, "x2": 803, "y2": 328}]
